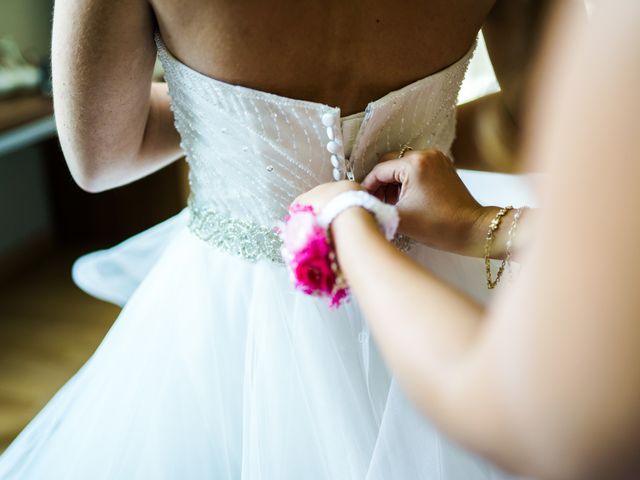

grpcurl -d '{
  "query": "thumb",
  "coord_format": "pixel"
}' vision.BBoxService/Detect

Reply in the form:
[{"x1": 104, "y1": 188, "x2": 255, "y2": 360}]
[{"x1": 361, "y1": 159, "x2": 409, "y2": 192}]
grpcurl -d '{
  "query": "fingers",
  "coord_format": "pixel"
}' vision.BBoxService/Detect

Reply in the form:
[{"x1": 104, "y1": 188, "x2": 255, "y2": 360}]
[
  {"x1": 384, "y1": 183, "x2": 400, "y2": 205},
  {"x1": 361, "y1": 158, "x2": 408, "y2": 191},
  {"x1": 362, "y1": 148, "x2": 450, "y2": 188},
  {"x1": 371, "y1": 185, "x2": 386, "y2": 202}
]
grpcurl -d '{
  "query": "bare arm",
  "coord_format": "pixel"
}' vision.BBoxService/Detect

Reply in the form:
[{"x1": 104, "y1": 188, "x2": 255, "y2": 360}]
[
  {"x1": 481, "y1": 0, "x2": 553, "y2": 123},
  {"x1": 452, "y1": 0, "x2": 554, "y2": 172},
  {"x1": 310, "y1": 4, "x2": 640, "y2": 479},
  {"x1": 52, "y1": 0, "x2": 182, "y2": 192}
]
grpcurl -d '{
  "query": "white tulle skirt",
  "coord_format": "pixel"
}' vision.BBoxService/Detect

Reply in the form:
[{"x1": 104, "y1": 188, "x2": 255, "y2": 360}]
[{"x1": 0, "y1": 171, "x2": 534, "y2": 479}]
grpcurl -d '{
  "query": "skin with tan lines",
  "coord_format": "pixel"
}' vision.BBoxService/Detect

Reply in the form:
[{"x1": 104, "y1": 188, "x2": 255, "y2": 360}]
[
  {"x1": 51, "y1": 0, "x2": 555, "y2": 193},
  {"x1": 296, "y1": 3, "x2": 640, "y2": 479}
]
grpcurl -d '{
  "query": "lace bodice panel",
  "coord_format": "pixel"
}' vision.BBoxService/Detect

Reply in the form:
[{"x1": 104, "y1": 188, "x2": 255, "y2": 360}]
[{"x1": 156, "y1": 34, "x2": 473, "y2": 227}]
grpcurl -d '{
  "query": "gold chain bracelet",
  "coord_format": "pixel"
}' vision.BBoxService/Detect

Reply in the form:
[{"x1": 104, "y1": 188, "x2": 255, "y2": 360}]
[
  {"x1": 398, "y1": 144, "x2": 413, "y2": 158},
  {"x1": 484, "y1": 206, "x2": 513, "y2": 289},
  {"x1": 506, "y1": 207, "x2": 526, "y2": 280}
]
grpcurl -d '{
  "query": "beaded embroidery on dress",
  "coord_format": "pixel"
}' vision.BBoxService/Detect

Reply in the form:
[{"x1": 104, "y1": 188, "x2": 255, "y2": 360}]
[{"x1": 0, "y1": 33, "x2": 519, "y2": 479}]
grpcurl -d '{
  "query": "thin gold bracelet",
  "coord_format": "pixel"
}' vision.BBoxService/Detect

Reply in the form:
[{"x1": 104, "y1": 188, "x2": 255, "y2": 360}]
[
  {"x1": 484, "y1": 206, "x2": 513, "y2": 289},
  {"x1": 398, "y1": 144, "x2": 413, "y2": 158},
  {"x1": 506, "y1": 207, "x2": 527, "y2": 280}
]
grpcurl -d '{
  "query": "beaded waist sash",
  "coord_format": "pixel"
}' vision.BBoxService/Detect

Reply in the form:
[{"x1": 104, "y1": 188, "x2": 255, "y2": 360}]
[
  {"x1": 188, "y1": 201, "x2": 284, "y2": 263},
  {"x1": 188, "y1": 201, "x2": 414, "y2": 264}
]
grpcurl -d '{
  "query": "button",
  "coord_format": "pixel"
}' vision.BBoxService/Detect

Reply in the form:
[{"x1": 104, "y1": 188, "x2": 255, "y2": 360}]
[
  {"x1": 326, "y1": 141, "x2": 339, "y2": 154},
  {"x1": 330, "y1": 155, "x2": 340, "y2": 168},
  {"x1": 332, "y1": 168, "x2": 342, "y2": 181},
  {"x1": 321, "y1": 112, "x2": 337, "y2": 127},
  {"x1": 326, "y1": 127, "x2": 334, "y2": 140}
]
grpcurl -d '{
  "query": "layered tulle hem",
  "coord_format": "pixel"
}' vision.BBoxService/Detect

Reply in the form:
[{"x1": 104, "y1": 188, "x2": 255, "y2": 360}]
[{"x1": 0, "y1": 227, "x2": 516, "y2": 479}]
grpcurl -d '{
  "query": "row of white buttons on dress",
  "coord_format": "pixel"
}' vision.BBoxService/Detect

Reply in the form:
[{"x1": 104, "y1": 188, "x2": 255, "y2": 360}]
[{"x1": 321, "y1": 112, "x2": 354, "y2": 181}]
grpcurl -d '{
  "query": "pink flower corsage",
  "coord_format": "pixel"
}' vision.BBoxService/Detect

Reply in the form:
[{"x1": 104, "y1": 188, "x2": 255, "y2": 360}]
[{"x1": 279, "y1": 203, "x2": 349, "y2": 308}]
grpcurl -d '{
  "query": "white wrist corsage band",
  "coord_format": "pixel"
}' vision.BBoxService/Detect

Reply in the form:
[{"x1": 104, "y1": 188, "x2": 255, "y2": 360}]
[
  {"x1": 279, "y1": 191, "x2": 399, "y2": 309},
  {"x1": 318, "y1": 190, "x2": 400, "y2": 240}
]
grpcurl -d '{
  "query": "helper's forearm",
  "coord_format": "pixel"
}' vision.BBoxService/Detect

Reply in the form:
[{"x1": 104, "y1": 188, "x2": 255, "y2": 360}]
[
  {"x1": 332, "y1": 208, "x2": 484, "y2": 410},
  {"x1": 331, "y1": 208, "x2": 524, "y2": 473}
]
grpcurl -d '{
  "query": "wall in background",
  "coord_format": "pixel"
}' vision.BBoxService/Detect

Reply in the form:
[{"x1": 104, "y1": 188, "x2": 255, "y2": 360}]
[
  {"x1": 0, "y1": 145, "x2": 51, "y2": 251},
  {"x1": 0, "y1": 0, "x2": 55, "y2": 276},
  {"x1": 0, "y1": 0, "x2": 54, "y2": 61}
]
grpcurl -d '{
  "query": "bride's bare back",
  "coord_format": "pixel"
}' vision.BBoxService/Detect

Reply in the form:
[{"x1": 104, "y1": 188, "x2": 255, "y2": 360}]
[
  {"x1": 151, "y1": 0, "x2": 493, "y2": 114},
  {"x1": 52, "y1": 0, "x2": 498, "y2": 192}
]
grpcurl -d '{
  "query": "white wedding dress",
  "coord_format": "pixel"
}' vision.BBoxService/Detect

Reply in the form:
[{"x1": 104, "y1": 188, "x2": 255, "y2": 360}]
[{"x1": 0, "y1": 33, "x2": 527, "y2": 479}]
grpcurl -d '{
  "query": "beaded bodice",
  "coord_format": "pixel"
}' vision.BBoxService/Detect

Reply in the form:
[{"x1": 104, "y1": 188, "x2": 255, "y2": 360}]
[{"x1": 155, "y1": 33, "x2": 473, "y2": 261}]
